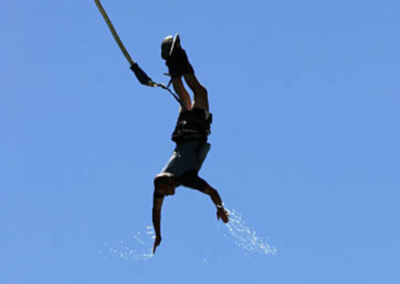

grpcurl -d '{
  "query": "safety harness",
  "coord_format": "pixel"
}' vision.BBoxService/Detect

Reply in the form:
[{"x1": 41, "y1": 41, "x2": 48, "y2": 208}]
[{"x1": 172, "y1": 109, "x2": 212, "y2": 143}]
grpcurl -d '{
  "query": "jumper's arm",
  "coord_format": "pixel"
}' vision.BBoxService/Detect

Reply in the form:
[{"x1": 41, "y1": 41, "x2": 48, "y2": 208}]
[{"x1": 152, "y1": 196, "x2": 164, "y2": 254}]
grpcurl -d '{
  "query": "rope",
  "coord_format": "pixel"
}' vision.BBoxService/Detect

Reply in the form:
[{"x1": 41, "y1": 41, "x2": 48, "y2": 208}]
[{"x1": 94, "y1": 0, "x2": 188, "y2": 110}]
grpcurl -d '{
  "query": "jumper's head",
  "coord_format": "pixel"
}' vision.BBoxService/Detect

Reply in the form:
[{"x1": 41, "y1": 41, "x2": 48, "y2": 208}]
[{"x1": 154, "y1": 173, "x2": 177, "y2": 196}]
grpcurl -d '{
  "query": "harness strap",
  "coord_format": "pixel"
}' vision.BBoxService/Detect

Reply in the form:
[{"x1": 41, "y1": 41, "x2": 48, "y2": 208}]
[{"x1": 172, "y1": 110, "x2": 212, "y2": 143}]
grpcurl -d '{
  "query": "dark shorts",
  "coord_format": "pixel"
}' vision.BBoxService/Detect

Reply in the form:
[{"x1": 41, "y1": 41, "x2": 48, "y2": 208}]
[{"x1": 160, "y1": 141, "x2": 211, "y2": 179}]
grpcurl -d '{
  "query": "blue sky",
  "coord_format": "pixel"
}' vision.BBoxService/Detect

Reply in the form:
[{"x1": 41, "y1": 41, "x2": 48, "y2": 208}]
[{"x1": 1, "y1": 0, "x2": 400, "y2": 283}]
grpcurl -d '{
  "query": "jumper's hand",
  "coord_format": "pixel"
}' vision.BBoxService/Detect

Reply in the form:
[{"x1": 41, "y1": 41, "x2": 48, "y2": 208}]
[
  {"x1": 217, "y1": 207, "x2": 230, "y2": 223},
  {"x1": 153, "y1": 235, "x2": 162, "y2": 254}
]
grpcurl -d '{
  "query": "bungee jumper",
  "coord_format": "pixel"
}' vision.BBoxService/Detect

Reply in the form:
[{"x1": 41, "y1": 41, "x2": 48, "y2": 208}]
[
  {"x1": 152, "y1": 35, "x2": 230, "y2": 254},
  {"x1": 94, "y1": 1, "x2": 229, "y2": 255}
]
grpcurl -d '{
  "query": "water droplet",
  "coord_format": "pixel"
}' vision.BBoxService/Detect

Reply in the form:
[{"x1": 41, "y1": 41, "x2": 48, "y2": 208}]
[
  {"x1": 100, "y1": 225, "x2": 154, "y2": 261},
  {"x1": 219, "y1": 207, "x2": 276, "y2": 256}
]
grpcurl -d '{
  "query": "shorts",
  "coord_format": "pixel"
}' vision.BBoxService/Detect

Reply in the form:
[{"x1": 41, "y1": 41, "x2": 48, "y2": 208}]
[{"x1": 161, "y1": 141, "x2": 211, "y2": 179}]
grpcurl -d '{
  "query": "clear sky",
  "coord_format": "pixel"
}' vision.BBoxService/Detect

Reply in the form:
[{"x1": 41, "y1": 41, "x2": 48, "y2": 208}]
[{"x1": 1, "y1": 0, "x2": 400, "y2": 283}]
